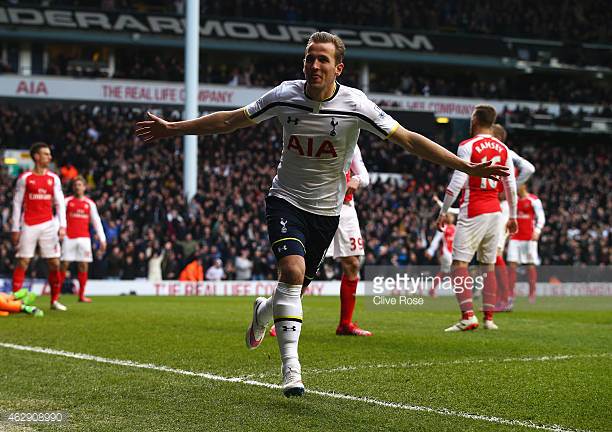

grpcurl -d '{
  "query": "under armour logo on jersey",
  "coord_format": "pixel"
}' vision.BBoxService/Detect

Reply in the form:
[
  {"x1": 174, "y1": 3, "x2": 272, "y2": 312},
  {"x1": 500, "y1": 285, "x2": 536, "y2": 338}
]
[
  {"x1": 330, "y1": 118, "x2": 338, "y2": 136},
  {"x1": 282, "y1": 325, "x2": 297, "y2": 332},
  {"x1": 287, "y1": 116, "x2": 299, "y2": 125},
  {"x1": 280, "y1": 218, "x2": 288, "y2": 233}
]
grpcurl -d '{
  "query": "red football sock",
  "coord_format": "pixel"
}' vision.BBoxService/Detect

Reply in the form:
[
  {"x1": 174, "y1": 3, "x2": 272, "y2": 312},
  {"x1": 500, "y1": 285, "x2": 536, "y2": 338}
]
[
  {"x1": 12, "y1": 267, "x2": 26, "y2": 293},
  {"x1": 78, "y1": 271, "x2": 88, "y2": 299},
  {"x1": 462, "y1": 310, "x2": 474, "y2": 320},
  {"x1": 49, "y1": 270, "x2": 61, "y2": 304},
  {"x1": 495, "y1": 256, "x2": 509, "y2": 304},
  {"x1": 453, "y1": 267, "x2": 473, "y2": 312},
  {"x1": 508, "y1": 265, "x2": 517, "y2": 300},
  {"x1": 59, "y1": 271, "x2": 67, "y2": 292},
  {"x1": 339, "y1": 274, "x2": 358, "y2": 326},
  {"x1": 528, "y1": 266, "x2": 537, "y2": 299},
  {"x1": 482, "y1": 270, "x2": 498, "y2": 316}
]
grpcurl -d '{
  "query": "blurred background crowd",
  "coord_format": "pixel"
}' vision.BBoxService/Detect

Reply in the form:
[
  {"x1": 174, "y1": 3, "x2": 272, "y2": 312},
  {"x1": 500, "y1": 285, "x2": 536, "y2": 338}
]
[{"x1": 1, "y1": 102, "x2": 609, "y2": 281}]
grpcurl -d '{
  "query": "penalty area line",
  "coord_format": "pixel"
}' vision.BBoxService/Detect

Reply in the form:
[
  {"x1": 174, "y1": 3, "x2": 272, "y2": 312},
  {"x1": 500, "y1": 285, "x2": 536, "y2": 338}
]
[{"x1": 0, "y1": 342, "x2": 592, "y2": 432}]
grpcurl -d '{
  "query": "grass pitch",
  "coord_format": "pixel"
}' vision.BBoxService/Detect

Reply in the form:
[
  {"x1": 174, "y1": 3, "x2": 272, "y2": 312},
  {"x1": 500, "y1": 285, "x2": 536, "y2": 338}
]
[{"x1": 0, "y1": 295, "x2": 610, "y2": 431}]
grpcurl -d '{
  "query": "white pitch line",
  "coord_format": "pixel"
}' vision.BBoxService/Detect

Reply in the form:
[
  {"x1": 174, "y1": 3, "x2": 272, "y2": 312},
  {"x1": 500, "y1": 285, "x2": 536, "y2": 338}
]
[
  {"x1": 0, "y1": 342, "x2": 593, "y2": 432},
  {"x1": 249, "y1": 353, "x2": 612, "y2": 379}
]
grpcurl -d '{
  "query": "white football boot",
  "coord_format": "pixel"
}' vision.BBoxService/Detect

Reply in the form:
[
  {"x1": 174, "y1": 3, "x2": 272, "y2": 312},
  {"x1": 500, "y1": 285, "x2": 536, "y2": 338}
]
[
  {"x1": 483, "y1": 320, "x2": 499, "y2": 330},
  {"x1": 282, "y1": 365, "x2": 305, "y2": 397},
  {"x1": 245, "y1": 297, "x2": 268, "y2": 350},
  {"x1": 444, "y1": 315, "x2": 479, "y2": 332},
  {"x1": 51, "y1": 301, "x2": 68, "y2": 311}
]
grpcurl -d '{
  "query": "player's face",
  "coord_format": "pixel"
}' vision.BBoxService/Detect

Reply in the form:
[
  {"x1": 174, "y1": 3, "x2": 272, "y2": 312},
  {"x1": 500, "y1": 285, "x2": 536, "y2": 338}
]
[
  {"x1": 34, "y1": 147, "x2": 52, "y2": 168},
  {"x1": 74, "y1": 180, "x2": 86, "y2": 196},
  {"x1": 303, "y1": 42, "x2": 344, "y2": 92}
]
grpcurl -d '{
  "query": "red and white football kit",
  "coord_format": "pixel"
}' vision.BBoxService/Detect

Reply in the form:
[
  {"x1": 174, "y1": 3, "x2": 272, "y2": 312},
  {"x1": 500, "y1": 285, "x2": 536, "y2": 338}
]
[
  {"x1": 440, "y1": 134, "x2": 518, "y2": 316},
  {"x1": 426, "y1": 224, "x2": 456, "y2": 273},
  {"x1": 62, "y1": 196, "x2": 106, "y2": 262},
  {"x1": 441, "y1": 134, "x2": 517, "y2": 264},
  {"x1": 507, "y1": 194, "x2": 545, "y2": 265},
  {"x1": 11, "y1": 170, "x2": 66, "y2": 258}
]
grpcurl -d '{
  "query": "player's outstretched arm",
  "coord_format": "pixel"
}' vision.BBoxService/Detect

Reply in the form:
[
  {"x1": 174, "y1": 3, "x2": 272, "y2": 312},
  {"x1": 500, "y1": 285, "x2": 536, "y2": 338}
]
[
  {"x1": 135, "y1": 108, "x2": 254, "y2": 142},
  {"x1": 390, "y1": 126, "x2": 509, "y2": 180}
]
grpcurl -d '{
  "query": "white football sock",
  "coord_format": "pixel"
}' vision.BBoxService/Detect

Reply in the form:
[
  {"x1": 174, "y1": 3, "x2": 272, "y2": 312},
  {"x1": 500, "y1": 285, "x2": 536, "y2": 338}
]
[{"x1": 273, "y1": 282, "x2": 303, "y2": 372}]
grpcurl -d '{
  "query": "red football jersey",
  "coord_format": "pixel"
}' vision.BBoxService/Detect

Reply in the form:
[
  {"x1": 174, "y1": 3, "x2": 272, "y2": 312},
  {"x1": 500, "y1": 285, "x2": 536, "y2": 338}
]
[
  {"x1": 443, "y1": 224, "x2": 456, "y2": 253},
  {"x1": 65, "y1": 196, "x2": 106, "y2": 241},
  {"x1": 512, "y1": 194, "x2": 545, "y2": 241},
  {"x1": 11, "y1": 170, "x2": 65, "y2": 230}
]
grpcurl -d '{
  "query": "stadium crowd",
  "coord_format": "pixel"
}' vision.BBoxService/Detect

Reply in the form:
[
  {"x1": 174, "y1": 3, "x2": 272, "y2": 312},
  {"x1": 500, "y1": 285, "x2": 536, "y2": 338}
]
[
  {"x1": 14, "y1": 0, "x2": 611, "y2": 43},
  {"x1": 37, "y1": 52, "x2": 611, "y2": 105},
  {"x1": 1, "y1": 103, "x2": 610, "y2": 281}
]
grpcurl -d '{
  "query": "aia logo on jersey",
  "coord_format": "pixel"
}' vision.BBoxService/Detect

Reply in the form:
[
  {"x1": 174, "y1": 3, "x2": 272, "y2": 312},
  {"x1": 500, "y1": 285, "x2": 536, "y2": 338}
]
[{"x1": 287, "y1": 135, "x2": 337, "y2": 158}]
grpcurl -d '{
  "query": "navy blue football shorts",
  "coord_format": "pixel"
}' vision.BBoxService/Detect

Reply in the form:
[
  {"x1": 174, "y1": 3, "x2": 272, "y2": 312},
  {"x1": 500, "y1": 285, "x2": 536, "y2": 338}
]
[{"x1": 265, "y1": 195, "x2": 339, "y2": 287}]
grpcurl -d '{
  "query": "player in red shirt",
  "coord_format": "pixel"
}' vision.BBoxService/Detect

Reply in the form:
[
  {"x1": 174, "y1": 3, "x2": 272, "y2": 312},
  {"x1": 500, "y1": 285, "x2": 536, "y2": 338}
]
[
  {"x1": 507, "y1": 183, "x2": 545, "y2": 303},
  {"x1": 60, "y1": 176, "x2": 107, "y2": 303},
  {"x1": 491, "y1": 124, "x2": 536, "y2": 311},
  {"x1": 426, "y1": 196, "x2": 458, "y2": 297},
  {"x1": 437, "y1": 105, "x2": 518, "y2": 331},
  {"x1": 11, "y1": 142, "x2": 67, "y2": 310}
]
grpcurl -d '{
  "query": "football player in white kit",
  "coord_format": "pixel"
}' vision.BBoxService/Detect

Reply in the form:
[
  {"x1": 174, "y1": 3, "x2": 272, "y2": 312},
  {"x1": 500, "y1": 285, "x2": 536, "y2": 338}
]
[{"x1": 136, "y1": 32, "x2": 510, "y2": 397}]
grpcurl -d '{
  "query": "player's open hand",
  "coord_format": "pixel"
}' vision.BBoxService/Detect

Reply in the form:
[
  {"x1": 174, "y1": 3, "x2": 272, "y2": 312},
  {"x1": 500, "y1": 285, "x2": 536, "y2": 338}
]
[
  {"x1": 466, "y1": 160, "x2": 509, "y2": 181},
  {"x1": 507, "y1": 218, "x2": 518, "y2": 235},
  {"x1": 58, "y1": 227, "x2": 66, "y2": 242},
  {"x1": 436, "y1": 214, "x2": 447, "y2": 232},
  {"x1": 135, "y1": 112, "x2": 176, "y2": 142},
  {"x1": 100, "y1": 242, "x2": 107, "y2": 254}
]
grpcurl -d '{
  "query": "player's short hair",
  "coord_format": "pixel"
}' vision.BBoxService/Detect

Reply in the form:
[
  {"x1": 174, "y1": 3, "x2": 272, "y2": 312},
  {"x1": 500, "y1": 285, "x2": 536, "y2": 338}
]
[
  {"x1": 492, "y1": 123, "x2": 507, "y2": 142},
  {"x1": 472, "y1": 105, "x2": 497, "y2": 128},
  {"x1": 29, "y1": 142, "x2": 50, "y2": 159},
  {"x1": 305, "y1": 31, "x2": 346, "y2": 64},
  {"x1": 72, "y1": 175, "x2": 86, "y2": 188}
]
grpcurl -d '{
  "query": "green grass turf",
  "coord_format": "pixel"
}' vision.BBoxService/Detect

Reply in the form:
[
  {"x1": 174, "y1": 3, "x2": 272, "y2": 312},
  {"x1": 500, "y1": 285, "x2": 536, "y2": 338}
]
[{"x1": 0, "y1": 295, "x2": 610, "y2": 431}]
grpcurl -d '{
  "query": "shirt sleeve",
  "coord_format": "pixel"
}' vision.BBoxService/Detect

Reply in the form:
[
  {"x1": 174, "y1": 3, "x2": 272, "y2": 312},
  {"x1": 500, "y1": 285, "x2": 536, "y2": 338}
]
[
  {"x1": 441, "y1": 144, "x2": 470, "y2": 214},
  {"x1": 349, "y1": 145, "x2": 370, "y2": 187},
  {"x1": 11, "y1": 175, "x2": 25, "y2": 232},
  {"x1": 501, "y1": 152, "x2": 518, "y2": 219},
  {"x1": 89, "y1": 201, "x2": 107, "y2": 243},
  {"x1": 510, "y1": 149, "x2": 536, "y2": 186},
  {"x1": 243, "y1": 83, "x2": 285, "y2": 124},
  {"x1": 426, "y1": 231, "x2": 443, "y2": 257},
  {"x1": 53, "y1": 175, "x2": 66, "y2": 228},
  {"x1": 357, "y1": 94, "x2": 400, "y2": 140},
  {"x1": 532, "y1": 198, "x2": 546, "y2": 233}
]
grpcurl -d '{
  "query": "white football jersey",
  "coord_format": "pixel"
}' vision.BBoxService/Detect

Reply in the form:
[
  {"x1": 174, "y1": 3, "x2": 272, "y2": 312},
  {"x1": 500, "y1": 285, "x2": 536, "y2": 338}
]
[{"x1": 244, "y1": 80, "x2": 398, "y2": 216}]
